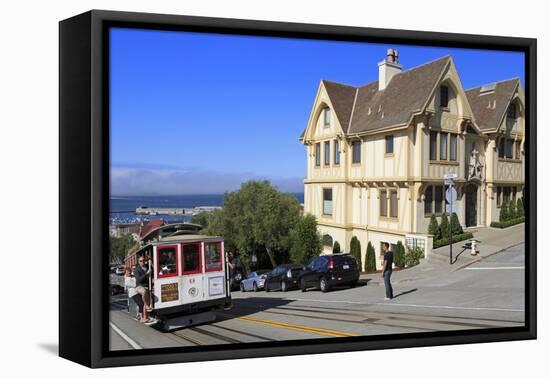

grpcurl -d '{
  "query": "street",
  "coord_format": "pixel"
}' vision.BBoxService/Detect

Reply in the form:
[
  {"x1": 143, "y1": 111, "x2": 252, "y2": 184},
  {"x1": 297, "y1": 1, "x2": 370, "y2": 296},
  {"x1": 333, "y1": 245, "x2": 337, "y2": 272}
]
[{"x1": 110, "y1": 241, "x2": 525, "y2": 350}]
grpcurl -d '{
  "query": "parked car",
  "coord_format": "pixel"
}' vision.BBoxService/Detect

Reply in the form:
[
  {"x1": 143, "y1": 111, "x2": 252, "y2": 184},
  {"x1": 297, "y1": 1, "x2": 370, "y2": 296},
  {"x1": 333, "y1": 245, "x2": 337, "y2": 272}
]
[
  {"x1": 298, "y1": 254, "x2": 359, "y2": 293},
  {"x1": 115, "y1": 265, "x2": 125, "y2": 275},
  {"x1": 240, "y1": 270, "x2": 271, "y2": 292},
  {"x1": 265, "y1": 264, "x2": 304, "y2": 292},
  {"x1": 110, "y1": 283, "x2": 124, "y2": 296}
]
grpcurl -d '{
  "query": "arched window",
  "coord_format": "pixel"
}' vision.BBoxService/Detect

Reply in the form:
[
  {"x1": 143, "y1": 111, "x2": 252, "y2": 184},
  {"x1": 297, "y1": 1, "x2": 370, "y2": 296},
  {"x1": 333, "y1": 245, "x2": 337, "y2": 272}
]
[
  {"x1": 323, "y1": 107, "x2": 331, "y2": 126},
  {"x1": 322, "y1": 234, "x2": 333, "y2": 248}
]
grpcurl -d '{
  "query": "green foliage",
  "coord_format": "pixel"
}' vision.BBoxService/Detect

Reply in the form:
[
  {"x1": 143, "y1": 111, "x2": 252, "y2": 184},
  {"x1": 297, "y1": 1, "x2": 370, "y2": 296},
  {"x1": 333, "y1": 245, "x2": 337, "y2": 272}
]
[
  {"x1": 439, "y1": 213, "x2": 450, "y2": 238},
  {"x1": 499, "y1": 201, "x2": 509, "y2": 222},
  {"x1": 109, "y1": 234, "x2": 137, "y2": 263},
  {"x1": 394, "y1": 241, "x2": 405, "y2": 269},
  {"x1": 450, "y1": 213, "x2": 463, "y2": 236},
  {"x1": 365, "y1": 242, "x2": 377, "y2": 272},
  {"x1": 516, "y1": 198, "x2": 525, "y2": 217},
  {"x1": 508, "y1": 200, "x2": 517, "y2": 219},
  {"x1": 333, "y1": 241, "x2": 341, "y2": 254},
  {"x1": 190, "y1": 211, "x2": 212, "y2": 228},
  {"x1": 349, "y1": 237, "x2": 362, "y2": 270},
  {"x1": 289, "y1": 214, "x2": 322, "y2": 265},
  {"x1": 428, "y1": 214, "x2": 441, "y2": 241},
  {"x1": 491, "y1": 216, "x2": 525, "y2": 229},
  {"x1": 203, "y1": 180, "x2": 301, "y2": 267},
  {"x1": 405, "y1": 246, "x2": 424, "y2": 268},
  {"x1": 433, "y1": 232, "x2": 474, "y2": 249}
]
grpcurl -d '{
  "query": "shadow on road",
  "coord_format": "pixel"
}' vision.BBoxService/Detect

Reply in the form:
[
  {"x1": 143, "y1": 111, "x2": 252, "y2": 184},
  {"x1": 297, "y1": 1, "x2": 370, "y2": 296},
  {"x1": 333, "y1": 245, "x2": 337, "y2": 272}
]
[{"x1": 393, "y1": 288, "x2": 418, "y2": 299}]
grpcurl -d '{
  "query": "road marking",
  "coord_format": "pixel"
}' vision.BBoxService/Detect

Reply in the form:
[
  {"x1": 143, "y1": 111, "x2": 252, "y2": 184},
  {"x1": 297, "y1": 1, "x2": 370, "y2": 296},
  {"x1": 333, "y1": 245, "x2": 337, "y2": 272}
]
[
  {"x1": 237, "y1": 316, "x2": 359, "y2": 337},
  {"x1": 276, "y1": 297, "x2": 524, "y2": 313},
  {"x1": 109, "y1": 321, "x2": 142, "y2": 350},
  {"x1": 464, "y1": 266, "x2": 525, "y2": 270},
  {"x1": 377, "y1": 303, "x2": 524, "y2": 312}
]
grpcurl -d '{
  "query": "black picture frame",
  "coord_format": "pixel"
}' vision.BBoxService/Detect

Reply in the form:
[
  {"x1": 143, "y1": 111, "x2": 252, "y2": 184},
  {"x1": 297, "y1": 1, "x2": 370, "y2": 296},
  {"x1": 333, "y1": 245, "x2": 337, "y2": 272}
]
[{"x1": 59, "y1": 9, "x2": 537, "y2": 368}]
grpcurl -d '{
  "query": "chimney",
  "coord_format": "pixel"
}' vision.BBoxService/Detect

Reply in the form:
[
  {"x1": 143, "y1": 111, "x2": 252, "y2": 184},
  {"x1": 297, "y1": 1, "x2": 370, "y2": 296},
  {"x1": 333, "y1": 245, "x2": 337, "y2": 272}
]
[{"x1": 378, "y1": 48, "x2": 403, "y2": 91}]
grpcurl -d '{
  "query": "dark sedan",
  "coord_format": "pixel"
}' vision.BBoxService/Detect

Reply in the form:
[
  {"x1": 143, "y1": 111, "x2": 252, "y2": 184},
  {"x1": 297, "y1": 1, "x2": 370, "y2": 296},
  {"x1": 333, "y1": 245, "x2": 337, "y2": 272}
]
[
  {"x1": 265, "y1": 264, "x2": 304, "y2": 292},
  {"x1": 298, "y1": 254, "x2": 359, "y2": 292}
]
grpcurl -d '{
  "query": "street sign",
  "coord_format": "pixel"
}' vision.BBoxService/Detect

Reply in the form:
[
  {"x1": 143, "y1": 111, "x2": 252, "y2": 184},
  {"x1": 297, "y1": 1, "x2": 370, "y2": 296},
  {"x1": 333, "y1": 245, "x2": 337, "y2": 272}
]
[
  {"x1": 443, "y1": 172, "x2": 457, "y2": 180},
  {"x1": 445, "y1": 186, "x2": 457, "y2": 203}
]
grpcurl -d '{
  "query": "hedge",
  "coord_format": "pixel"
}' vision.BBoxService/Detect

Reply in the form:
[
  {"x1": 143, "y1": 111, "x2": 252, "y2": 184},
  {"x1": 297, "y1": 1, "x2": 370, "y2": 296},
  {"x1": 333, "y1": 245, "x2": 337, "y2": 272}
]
[
  {"x1": 433, "y1": 231, "x2": 474, "y2": 249},
  {"x1": 490, "y1": 216, "x2": 525, "y2": 229}
]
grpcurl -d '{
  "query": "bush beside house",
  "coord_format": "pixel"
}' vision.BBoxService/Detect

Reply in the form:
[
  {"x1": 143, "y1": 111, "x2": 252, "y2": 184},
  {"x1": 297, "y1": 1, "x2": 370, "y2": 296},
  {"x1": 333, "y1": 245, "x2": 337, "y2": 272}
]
[
  {"x1": 429, "y1": 212, "x2": 470, "y2": 249},
  {"x1": 492, "y1": 199, "x2": 525, "y2": 228},
  {"x1": 365, "y1": 242, "x2": 376, "y2": 272}
]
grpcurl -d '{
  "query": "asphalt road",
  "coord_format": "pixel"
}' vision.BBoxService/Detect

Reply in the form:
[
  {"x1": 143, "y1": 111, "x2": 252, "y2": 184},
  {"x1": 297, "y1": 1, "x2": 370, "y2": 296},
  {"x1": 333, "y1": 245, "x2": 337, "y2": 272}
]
[{"x1": 109, "y1": 243, "x2": 525, "y2": 351}]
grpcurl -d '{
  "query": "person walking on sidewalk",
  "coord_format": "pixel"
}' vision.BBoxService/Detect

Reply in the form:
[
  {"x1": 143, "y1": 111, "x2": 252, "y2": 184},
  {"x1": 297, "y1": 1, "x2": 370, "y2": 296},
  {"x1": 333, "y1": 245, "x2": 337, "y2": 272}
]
[{"x1": 382, "y1": 242, "x2": 394, "y2": 300}]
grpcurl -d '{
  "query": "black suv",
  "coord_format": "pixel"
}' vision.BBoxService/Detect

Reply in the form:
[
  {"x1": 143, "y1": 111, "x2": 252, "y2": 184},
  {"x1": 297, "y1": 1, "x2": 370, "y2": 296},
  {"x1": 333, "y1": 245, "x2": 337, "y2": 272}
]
[
  {"x1": 265, "y1": 264, "x2": 304, "y2": 292},
  {"x1": 298, "y1": 254, "x2": 359, "y2": 292}
]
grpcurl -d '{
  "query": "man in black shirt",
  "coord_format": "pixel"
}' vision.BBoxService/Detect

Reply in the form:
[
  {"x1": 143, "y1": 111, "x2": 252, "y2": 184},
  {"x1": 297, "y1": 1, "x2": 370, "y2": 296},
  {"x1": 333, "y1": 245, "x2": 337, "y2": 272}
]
[{"x1": 381, "y1": 242, "x2": 394, "y2": 300}]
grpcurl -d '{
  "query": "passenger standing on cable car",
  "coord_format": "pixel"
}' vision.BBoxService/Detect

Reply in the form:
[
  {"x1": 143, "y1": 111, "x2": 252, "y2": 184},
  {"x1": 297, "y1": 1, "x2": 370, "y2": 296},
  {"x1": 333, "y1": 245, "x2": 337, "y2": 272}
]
[{"x1": 135, "y1": 255, "x2": 152, "y2": 311}]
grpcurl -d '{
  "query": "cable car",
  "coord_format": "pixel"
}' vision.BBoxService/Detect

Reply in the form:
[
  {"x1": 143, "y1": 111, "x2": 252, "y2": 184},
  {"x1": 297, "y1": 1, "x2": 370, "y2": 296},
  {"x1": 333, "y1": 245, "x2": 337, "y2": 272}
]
[{"x1": 125, "y1": 223, "x2": 231, "y2": 331}]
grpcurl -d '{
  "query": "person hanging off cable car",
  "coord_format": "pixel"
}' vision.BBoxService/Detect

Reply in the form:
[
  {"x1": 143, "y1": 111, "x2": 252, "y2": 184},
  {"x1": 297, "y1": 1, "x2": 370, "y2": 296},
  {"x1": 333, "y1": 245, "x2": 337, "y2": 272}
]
[
  {"x1": 124, "y1": 267, "x2": 155, "y2": 324},
  {"x1": 134, "y1": 255, "x2": 153, "y2": 313}
]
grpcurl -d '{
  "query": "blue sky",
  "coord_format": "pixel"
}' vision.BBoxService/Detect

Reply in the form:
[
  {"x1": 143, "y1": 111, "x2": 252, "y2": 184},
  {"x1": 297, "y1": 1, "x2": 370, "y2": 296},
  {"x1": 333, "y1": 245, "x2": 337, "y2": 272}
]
[{"x1": 110, "y1": 27, "x2": 524, "y2": 195}]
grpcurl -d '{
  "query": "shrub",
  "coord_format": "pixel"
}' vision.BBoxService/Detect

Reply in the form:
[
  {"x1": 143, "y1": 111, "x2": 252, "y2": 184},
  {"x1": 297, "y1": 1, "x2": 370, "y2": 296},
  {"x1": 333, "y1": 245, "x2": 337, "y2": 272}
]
[
  {"x1": 333, "y1": 241, "x2": 341, "y2": 254},
  {"x1": 289, "y1": 214, "x2": 322, "y2": 264},
  {"x1": 491, "y1": 216, "x2": 525, "y2": 229},
  {"x1": 517, "y1": 198, "x2": 524, "y2": 217},
  {"x1": 499, "y1": 201, "x2": 509, "y2": 222},
  {"x1": 350, "y1": 237, "x2": 362, "y2": 271},
  {"x1": 405, "y1": 246, "x2": 424, "y2": 267},
  {"x1": 439, "y1": 213, "x2": 450, "y2": 239},
  {"x1": 508, "y1": 200, "x2": 517, "y2": 219},
  {"x1": 394, "y1": 241, "x2": 405, "y2": 269},
  {"x1": 365, "y1": 242, "x2": 376, "y2": 272},
  {"x1": 428, "y1": 214, "x2": 441, "y2": 241},
  {"x1": 433, "y1": 231, "x2": 474, "y2": 249},
  {"x1": 450, "y1": 213, "x2": 463, "y2": 236}
]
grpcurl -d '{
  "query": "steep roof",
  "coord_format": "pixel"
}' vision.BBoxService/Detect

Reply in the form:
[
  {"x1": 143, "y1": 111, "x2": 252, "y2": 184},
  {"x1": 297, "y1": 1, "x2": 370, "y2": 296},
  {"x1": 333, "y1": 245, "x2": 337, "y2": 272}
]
[
  {"x1": 465, "y1": 78, "x2": 520, "y2": 131},
  {"x1": 305, "y1": 56, "x2": 451, "y2": 138},
  {"x1": 349, "y1": 56, "x2": 450, "y2": 133}
]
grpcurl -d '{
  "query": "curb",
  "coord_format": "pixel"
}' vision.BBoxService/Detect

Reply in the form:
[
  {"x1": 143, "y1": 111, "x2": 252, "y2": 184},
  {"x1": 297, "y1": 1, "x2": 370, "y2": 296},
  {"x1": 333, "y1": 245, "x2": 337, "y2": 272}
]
[{"x1": 451, "y1": 241, "x2": 525, "y2": 272}]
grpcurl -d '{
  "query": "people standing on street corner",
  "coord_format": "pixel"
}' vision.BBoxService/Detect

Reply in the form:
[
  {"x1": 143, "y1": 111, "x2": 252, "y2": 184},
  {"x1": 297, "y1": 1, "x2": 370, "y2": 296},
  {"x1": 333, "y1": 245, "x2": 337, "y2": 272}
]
[{"x1": 382, "y1": 242, "x2": 394, "y2": 300}]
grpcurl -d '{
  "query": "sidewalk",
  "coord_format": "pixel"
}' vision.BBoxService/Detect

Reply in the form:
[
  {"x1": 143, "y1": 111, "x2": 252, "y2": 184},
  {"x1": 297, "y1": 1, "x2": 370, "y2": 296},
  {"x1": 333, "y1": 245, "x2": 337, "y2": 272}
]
[{"x1": 360, "y1": 223, "x2": 524, "y2": 286}]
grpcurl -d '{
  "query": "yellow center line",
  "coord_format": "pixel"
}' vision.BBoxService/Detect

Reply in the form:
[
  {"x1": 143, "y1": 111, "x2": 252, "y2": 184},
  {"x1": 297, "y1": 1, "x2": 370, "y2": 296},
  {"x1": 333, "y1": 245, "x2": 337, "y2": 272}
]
[{"x1": 237, "y1": 316, "x2": 359, "y2": 338}]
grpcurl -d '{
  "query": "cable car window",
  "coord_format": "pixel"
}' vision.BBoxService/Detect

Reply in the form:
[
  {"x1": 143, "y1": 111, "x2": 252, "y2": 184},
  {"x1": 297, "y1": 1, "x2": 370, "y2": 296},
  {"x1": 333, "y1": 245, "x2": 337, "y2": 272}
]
[
  {"x1": 157, "y1": 246, "x2": 178, "y2": 277},
  {"x1": 205, "y1": 242, "x2": 222, "y2": 272},
  {"x1": 182, "y1": 243, "x2": 201, "y2": 275}
]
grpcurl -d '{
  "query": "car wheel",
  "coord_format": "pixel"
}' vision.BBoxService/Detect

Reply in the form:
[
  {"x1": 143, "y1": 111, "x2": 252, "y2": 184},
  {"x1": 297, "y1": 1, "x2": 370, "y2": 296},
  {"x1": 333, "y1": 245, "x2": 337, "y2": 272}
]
[
  {"x1": 240, "y1": 283, "x2": 245, "y2": 292},
  {"x1": 300, "y1": 278, "x2": 307, "y2": 292},
  {"x1": 265, "y1": 281, "x2": 271, "y2": 292},
  {"x1": 319, "y1": 277, "x2": 329, "y2": 293},
  {"x1": 281, "y1": 280, "x2": 288, "y2": 292},
  {"x1": 253, "y1": 282, "x2": 258, "y2": 292}
]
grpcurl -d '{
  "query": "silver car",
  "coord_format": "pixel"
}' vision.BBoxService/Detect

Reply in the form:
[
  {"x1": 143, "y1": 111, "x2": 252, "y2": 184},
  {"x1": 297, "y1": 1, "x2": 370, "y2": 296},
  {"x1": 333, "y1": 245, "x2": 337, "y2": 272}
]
[{"x1": 240, "y1": 270, "x2": 271, "y2": 292}]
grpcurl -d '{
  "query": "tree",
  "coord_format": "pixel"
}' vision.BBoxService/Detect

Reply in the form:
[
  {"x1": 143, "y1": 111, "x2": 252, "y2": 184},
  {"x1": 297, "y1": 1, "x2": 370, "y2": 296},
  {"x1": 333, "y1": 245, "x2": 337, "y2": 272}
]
[
  {"x1": 439, "y1": 213, "x2": 450, "y2": 239},
  {"x1": 508, "y1": 200, "x2": 517, "y2": 219},
  {"x1": 365, "y1": 242, "x2": 376, "y2": 272},
  {"x1": 428, "y1": 214, "x2": 441, "y2": 241},
  {"x1": 289, "y1": 214, "x2": 322, "y2": 264},
  {"x1": 350, "y1": 236, "x2": 362, "y2": 270},
  {"x1": 203, "y1": 180, "x2": 301, "y2": 267},
  {"x1": 394, "y1": 241, "x2": 405, "y2": 269},
  {"x1": 517, "y1": 198, "x2": 525, "y2": 217},
  {"x1": 109, "y1": 234, "x2": 137, "y2": 264},
  {"x1": 499, "y1": 201, "x2": 509, "y2": 222},
  {"x1": 333, "y1": 241, "x2": 341, "y2": 254},
  {"x1": 450, "y1": 213, "x2": 463, "y2": 236},
  {"x1": 190, "y1": 211, "x2": 211, "y2": 228}
]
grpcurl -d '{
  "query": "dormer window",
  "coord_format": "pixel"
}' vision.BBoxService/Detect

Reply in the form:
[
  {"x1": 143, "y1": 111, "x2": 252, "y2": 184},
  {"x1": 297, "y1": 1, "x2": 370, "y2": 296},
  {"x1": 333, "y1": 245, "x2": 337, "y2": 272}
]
[
  {"x1": 440, "y1": 85, "x2": 449, "y2": 108},
  {"x1": 324, "y1": 107, "x2": 331, "y2": 126}
]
